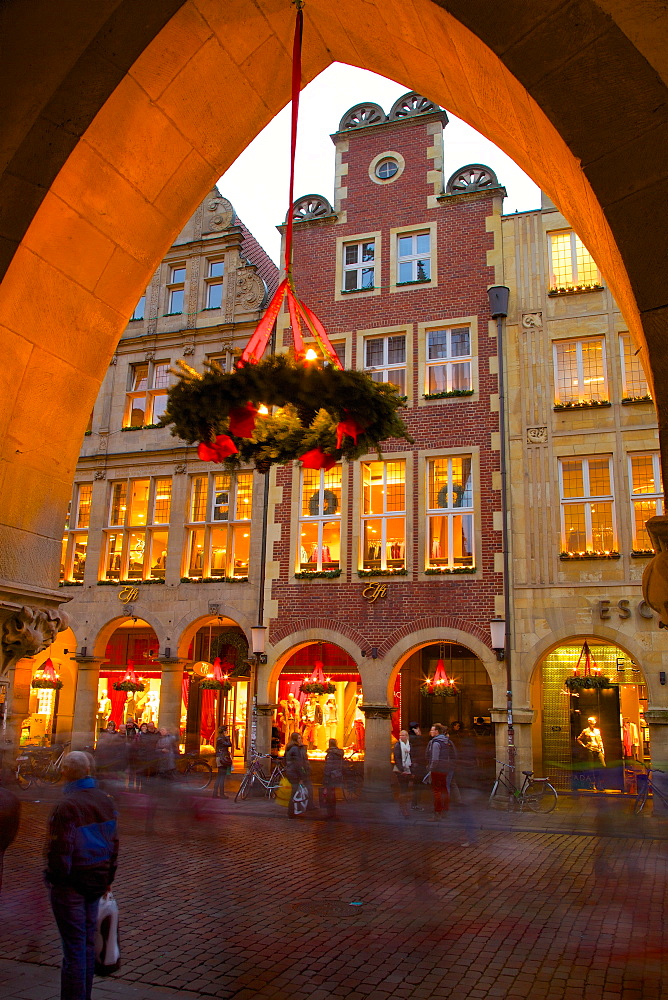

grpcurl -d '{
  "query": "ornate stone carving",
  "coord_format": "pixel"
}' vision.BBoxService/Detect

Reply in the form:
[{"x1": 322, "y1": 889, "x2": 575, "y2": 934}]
[
  {"x1": 186, "y1": 256, "x2": 201, "y2": 330},
  {"x1": 208, "y1": 603, "x2": 220, "y2": 616},
  {"x1": 389, "y1": 92, "x2": 438, "y2": 120},
  {"x1": 109, "y1": 355, "x2": 118, "y2": 366},
  {"x1": 359, "y1": 703, "x2": 397, "y2": 720},
  {"x1": 446, "y1": 163, "x2": 498, "y2": 195},
  {"x1": 206, "y1": 196, "x2": 234, "y2": 231},
  {"x1": 2, "y1": 606, "x2": 71, "y2": 674},
  {"x1": 339, "y1": 102, "x2": 386, "y2": 131},
  {"x1": 182, "y1": 342, "x2": 195, "y2": 355},
  {"x1": 146, "y1": 267, "x2": 161, "y2": 336},
  {"x1": 527, "y1": 426, "x2": 548, "y2": 444},
  {"x1": 94, "y1": 470, "x2": 106, "y2": 480},
  {"x1": 290, "y1": 195, "x2": 334, "y2": 223},
  {"x1": 235, "y1": 269, "x2": 265, "y2": 311},
  {"x1": 145, "y1": 351, "x2": 155, "y2": 362},
  {"x1": 174, "y1": 463, "x2": 187, "y2": 474},
  {"x1": 642, "y1": 516, "x2": 668, "y2": 627},
  {"x1": 522, "y1": 312, "x2": 543, "y2": 330}
]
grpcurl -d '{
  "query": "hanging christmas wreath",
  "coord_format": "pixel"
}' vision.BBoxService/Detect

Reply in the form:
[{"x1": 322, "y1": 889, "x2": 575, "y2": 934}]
[
  {"x1": 421, "y1": 683, "x2": 458, "y2": 698},
  {"x1": 437, "y1": 483, "x2": 465, "y2": 509},
  {"x1": 200, "y1": 678, "x2": 233, "y2": 692},
  {"x1": 300, "y1": 680, "x2": 336, "y2": 695},
  {"x1": 31, "y1": 676, "x2": 64, "y2": 690},
  {"x1": 309, "y1": 488, "x2": 338, "y2": 516},
  {"x1": 564, "y1": 676, "x2": 612, "y2": 691},
  {"x1": 161, "y1": 354, "x2": 412, "y2": 473},
  {"x1": 113, "y1": 680, "x2": 145, "y2": 693}
]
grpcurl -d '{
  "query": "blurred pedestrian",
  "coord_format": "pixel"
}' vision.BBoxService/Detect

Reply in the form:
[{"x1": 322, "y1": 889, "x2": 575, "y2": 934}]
[
  {"x1": 137, "y1": 722, "x2": 159, "y2": 792},
  {"x1": 213, "y1": 726, "x2": 232, "y2": 798},
  {"x1": 95, "y1": 720, "x2": 127, "y2": 787},
  {"x1": 425, "y1": 723, "x2": 457, "y2": 820},
  {"x1": 284, "y1": 732, "x2": 310, "y2": 818},
  {"x1": 157, "y1": 727, "x2": 178, "y2": 780},
  {"x1": 322, "y1": 738, "x2": 344, "y2": 819},
  {"x1": 45, "y1": 751, "x2": 118, "y2": 1000},
  {"x1": 408, "y1": 722, "x2": 427, "y2": 811},
  {"x1": 392, "y1": 730, "x2": 412, "y2": 818},
  {"x1": 0, "y1": 769, "x2": 20, "y2": 893}
]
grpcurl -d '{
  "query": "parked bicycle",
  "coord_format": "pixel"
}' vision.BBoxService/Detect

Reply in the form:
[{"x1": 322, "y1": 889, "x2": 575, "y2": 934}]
[
  {"x1": 175, "y1": 752, "x2": 213, "y2": 790},
  {"x1": 235, "y1": 750, "x2": 285, "y2": 801},
  {"x1": 634, "y1": 765, "x2": 668, "y2": 814},
  {"x1": 341, "y1": 748, "x2": 364, "y2": 801},
  {"x1": 15, "y1": 742, "x2": 71, "y2": 789},
  {"x1": 489, "y1": 759, "x2": 558, "y2": 813}
]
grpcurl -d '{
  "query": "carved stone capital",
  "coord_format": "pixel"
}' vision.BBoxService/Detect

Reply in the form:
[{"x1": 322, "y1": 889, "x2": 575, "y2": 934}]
[
  {"x1": 359, "y1": 703, "x2": 397, "y2": 720},
  {"x1": 257, "y1": 704, "x2": 278, "y2": 716},
  {"x1": 2, "y1": 605, "x2": 71, "y2": 674},
  {"x1": 641, "y1": 517, "x2": 668, "y2": 626}
]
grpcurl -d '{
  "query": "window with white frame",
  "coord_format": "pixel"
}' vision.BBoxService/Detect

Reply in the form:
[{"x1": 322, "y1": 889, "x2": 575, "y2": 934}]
[
  {"x1": 364, "y1": 334, "x2": 406, "y2": 393},
  {"x1": 559, "y1": 457, "x2": 615, "y2": 554},
  {"x1": 361, "y1": 460, "x2": 406, "y2": 571},
  {"x1": 124, "y1": 360, "x2": 170, "y2": 427},
  {"x1": 61, "y1": 484, "x2": 93, "y2": 582},
  {"x1": 620, "y1": 333, "x2": 650, "y2": 399},
  {"x1": 554, "y1": 338, "x2": 607, "y2": 404},
  {"x1": 185, "y1": 472, "x2": 252, "y2": 579},
  {"x1": 166, "y1": 264, "x2": 186, "y2": 314},
  {"x1": 342, "y1": 240, "x2": 375, "y2": 292},
  {"x1": 425, "y1": 326, "x2": 472, "y2": 395},
  {"x1": 204, "y1": 259, "x2": 224, "y2": 309},
  {"x1": 549, "y1": 230, "x2": 599, "y2": 289},
  {"x1": 330, "y1": 342, "x2": 345, "y2": 368},
  {"x1": 426, "y1": 457, "x2": 474, "y2": 569},
  {"x1": 629, "y1": 453, "x2": 663, "y2": 551},
  {"x1": 103, "y1": 478, "x2": 171, "y2": 581},
  {"x1": 298, "y1": 466, "x2": 342, "y2": 572},
  {"x1": 397, "y1": 231, "x2": 430, "y2": 284},
  {"x1": 130, "y1": 294, "x2": 146, "y2": 321}
]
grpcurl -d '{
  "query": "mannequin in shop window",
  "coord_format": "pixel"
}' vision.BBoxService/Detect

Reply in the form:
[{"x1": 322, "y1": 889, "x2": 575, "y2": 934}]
[
  {"x1": 301, "y1": 696, "x2": 322, "y2": 751},
  {"x1": 622, "y1": 718, "x2": 639, "y2": 760},
  {"x1": 352, "y1": 693, "x2": 365, "y2": 753},
  {"x1": 280, "y1": 693, "x2": 300, "y2": 744},
  {"x1": 576, "y1": 716, "x2": 606, "y2": 790},
  {"x1": 323, "y1": 696, "x2": 337, "y2": 743}
]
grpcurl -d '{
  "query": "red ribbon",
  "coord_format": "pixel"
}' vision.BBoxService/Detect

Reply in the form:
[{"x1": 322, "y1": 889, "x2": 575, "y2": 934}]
[
  {"x1": 299, "y1": 448, "x2": 336, "y2": 470},
  {"x1": 197, "y1": 435, "x2": 238, "y2": 463},
  {"x1": 336, "y1": 417, "x2": 364, "y2": 449},
  {"x1": 42, "y1": 658, "x2": 59, "y2": 683},
  {"x1": 238, "y1": 7, "x2": 342, "y2": 370},
  {"x1": 228, "y1": 404, "x2": 258, "y2": 438}
]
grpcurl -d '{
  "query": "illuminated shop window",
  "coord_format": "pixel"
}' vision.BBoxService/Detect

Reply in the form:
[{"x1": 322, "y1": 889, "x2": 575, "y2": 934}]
[
  {"x1": 166, "y1": 264, "x2": 186, "y2": 314},
  {"x1": 425, "y1": 326, "x2": 472, "y2": 394},
  {"x1": 61, "y1": 484, "x2": 93, "y2": 582},
  {"x1": 619, "y1": 333, "x2": 650, "y2": 399},
  {"x1": 364, "y1": 334, "x2": 406, "y2": 394},
  {"x1": 426, "y1": 457, "x2": 474, "y2": 570},
  {"x1": 361, "y1": 460, "x2": 406, "y2": 571},
  {"x1": 559, "y1": 457, "x2": 615, "y2": 554},
  {"x1": 629, "y1": 453, "x2": 663, "y2": 551},
  {"x1": 204, "y1": 259, "x2": 224, "y2": 309},
  {"x1": 343, "y1": 240, "x2": 375, "y2": 291},
  {"x1": 549, "y1": 231, "x2": 600, "y2": 289},
  {"x1": 102, "y1": 478, "x2": 171, "y2": 581},
  {"x1": 124, "y1": 360, "x2": 170, "y2": 428},
  {"x1": 397, "y1": 231, "x2": 431, "y2": 284},
  {"x1": 554, "y1": 338, "x2": 607, "y2": 404},
  {"x1": 185, "y1": 472, "x2": 253, "y2": 579},
  {"x1": 298, "y1": 466, "x2": 342, "y2": 572}
]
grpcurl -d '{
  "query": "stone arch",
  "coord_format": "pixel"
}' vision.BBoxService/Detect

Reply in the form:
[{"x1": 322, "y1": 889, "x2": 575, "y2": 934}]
[
  {"x1": 383, "y1": 625, "x2": 504, "y2": 707},
  {"x1": 91, "y1": 613, "x2": 166, "y2": 660},
  {"x1": 260, "y1": 628, "x2": 367, "y2": 705},
  {"x1": 0, "y1": 0, "x2": 667, "y2": 598},
  {"x1": 173, "y1": 607, "x2": 254, "y2": 661}
]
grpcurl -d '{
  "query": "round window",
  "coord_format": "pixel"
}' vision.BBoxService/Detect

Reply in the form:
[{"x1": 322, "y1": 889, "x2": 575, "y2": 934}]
[{"x1": 375, "y1": 158, "x2": 399, "y2": 180}]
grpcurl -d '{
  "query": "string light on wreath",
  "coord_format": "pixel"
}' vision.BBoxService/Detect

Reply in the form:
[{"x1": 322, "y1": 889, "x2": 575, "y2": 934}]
[
  {"x1": 31, "y1": 657, "x2": 64, "y2": 690},
  {"x1": 113, "y1": 661, "x2": 145, "y2": 693},
  {"x1": 564, "y1": 641, "x2": 612, "y2": 690},
  {"x1": 421, "y1": 647, "x2": 458, "y2": 697},
  {"x1": 160, "y1": 3, "x2": 412, "y2": 473},
  {"x1": 300, "y1": 658, "x2": 336, "y2": 696}
]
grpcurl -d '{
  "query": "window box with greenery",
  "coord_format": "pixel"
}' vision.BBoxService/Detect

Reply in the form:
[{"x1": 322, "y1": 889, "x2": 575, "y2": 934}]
[
  {"x1": 553, "y1": 399, "x2": 611, "y2": 411},
  {"x1": 424, "y1": 566, "x2": 476, "y2": 575},
  {"x1": 295, "y1": 569, "x2": 342, "y2": 579},
  {"x1": 357, "y1": 568, "x2": 407, "y2": 577},
  {"x1": 621, "y1": 395, "x2": 653, "y2": 405},
  {"x1": 180, "y1": 575, "x2": 249, "y2": 583},
  {"x1": 631, "y1": 549, "x2": 654, "y2": 558},
  {"x1": 559, "y1": 551, "x2": 621, "y2": 560},
  {"x1": 548, "y1": 283, "x2": 604, "y2": 296},
  {"x1": 424, "y1": 389, "x2": 474, "y2": 401}
]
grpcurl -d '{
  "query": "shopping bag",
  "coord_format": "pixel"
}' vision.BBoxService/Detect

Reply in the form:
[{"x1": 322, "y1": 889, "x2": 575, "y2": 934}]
[
  {"x1": 293, "y1": 782, "x2": 309, "y2": 815},
  {"x1": 94, "y1": 890, "x2": 121, "y2": 976},
  {"x1": 275, "y1": 775, "x2": 292, "y2": 807}
]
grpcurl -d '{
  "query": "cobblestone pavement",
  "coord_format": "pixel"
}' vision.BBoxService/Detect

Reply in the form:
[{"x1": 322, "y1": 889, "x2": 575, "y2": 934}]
[{"x1": 0, "y1": 788, "x2": 666, "y2": 1000}]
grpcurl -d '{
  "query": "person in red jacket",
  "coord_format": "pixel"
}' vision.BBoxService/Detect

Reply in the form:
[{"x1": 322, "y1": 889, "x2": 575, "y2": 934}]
[
  {"x1": 425, "y1": 723, "x2": 458, "y2": 820},
  {"x1": 45, "y1": 751, "x2": 119, "y2": 1000}
]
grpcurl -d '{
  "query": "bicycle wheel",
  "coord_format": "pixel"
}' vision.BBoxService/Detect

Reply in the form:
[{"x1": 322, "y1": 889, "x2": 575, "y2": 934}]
[
  {"x1": 234, "y1": 771, "x2": 255, "y2": 802},
  {"x1": 342, "y1": 770, "x2": 363, "y2": 801},
  {"x1": 184, "y1": 761, "x2": 212, "y2": 790},
  {"x1": 267, "y1": 768, "x2": 283, "y2": 799},
  {"x1": 39, "y1": 765, "x2": 62, "y2": 785},
  {"x1": 488, "y1": 779, "x2": 503, "y2": 809},
  {"x1": 634, "y1": 782, "x2": 650, "y2": 814},
  {"x1": 15, "y1": 764, "x2": 31, "y2": 790},
  {"x1": 524, "y1": 780, "x2": 558, "y2": 813}
]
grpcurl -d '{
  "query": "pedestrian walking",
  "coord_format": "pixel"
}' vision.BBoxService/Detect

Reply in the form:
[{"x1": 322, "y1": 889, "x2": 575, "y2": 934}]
[
  {"x1": 283, "y1": 732, "x2": 311, "y2": 818},
  {"x1": 322, "y1": 738, "x2": 344, "y2": 819},
  {"x1": 156, "y1": 727, "x2": 178, "y2": 780},
  {"x1": 45, "y1": 751, "x2": 118, "y2": 1000},
  {"x1": 408, "y1": 722, "x2": 427, "y2": 810},
  {"x1": 392, "y1": 730, "x2": 412, "y2": 817},
  {"x1": 213, "y1": 725, "x2": 233, "y2": 798},
  {"x1": 425, "y1": 723, "x2": 457, "y2": 820},
  {"x1": 0, "y1": 769, "x2": 20, "y2": 893}
]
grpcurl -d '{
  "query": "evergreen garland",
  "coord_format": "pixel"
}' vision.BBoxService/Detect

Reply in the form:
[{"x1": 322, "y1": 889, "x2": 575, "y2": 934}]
[{"x1": 161, "y1": 355, "x2": 412, "y2": 471}]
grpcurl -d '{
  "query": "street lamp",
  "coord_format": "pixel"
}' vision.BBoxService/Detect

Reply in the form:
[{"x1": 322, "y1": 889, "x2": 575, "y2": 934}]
[
  {"x1": 489, "y1": 618, "x2": 506, "y2": 661},
  {"x1": 487, "y1": 285, "x2": 514, "y2": 770},
  {"x1": 250, "y1": 625, "x2": 268, "y2": 665}
]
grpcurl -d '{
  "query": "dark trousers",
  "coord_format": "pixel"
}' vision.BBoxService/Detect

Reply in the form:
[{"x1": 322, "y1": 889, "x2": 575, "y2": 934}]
[
  {"x1": 50, "y1": 885, "x2": 99, "y2": 1000},
  {"x1": 432, "y1": 772, "x2": 450, "y2": 814},
  {"x1": 321, "y1": 785, "x2": 337, "y2": 817},
  {"x1": 213, "y1": 766, "x2": 228, "y2": 797}
]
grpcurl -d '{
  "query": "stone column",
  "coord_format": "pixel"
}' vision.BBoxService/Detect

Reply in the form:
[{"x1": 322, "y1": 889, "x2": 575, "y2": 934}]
[
  {"x1": 158, "y1": 660, "x2": 187, "y2": 736},
  {"x1": 360, "y1": 703, "x2": 396, "y2": 791},
  {"x1": 256, "y1": 704, "x2": 277, "y2": 756},
  {"x1": 646, "y1": 708, "x2": 668, "y2": 815},
  {"x1": 491, "y1": 707, "x2": 536, "y2": 776},
  {"x1": 71, "y1": 657, "x2": 105, "y2": 750},
  {"x1": 2, "y1": 657, "x2": 36, "y2": 761}
]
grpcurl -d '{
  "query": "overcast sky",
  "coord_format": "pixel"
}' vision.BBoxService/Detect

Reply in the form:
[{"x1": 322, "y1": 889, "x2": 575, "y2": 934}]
[{"x1": 219, "y1": 63, "x2": 541, "y2": 264}]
